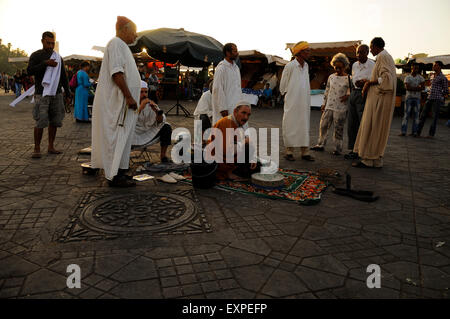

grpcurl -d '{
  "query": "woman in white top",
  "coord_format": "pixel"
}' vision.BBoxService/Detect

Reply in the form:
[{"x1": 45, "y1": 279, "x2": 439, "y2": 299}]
[{"x1": 311, "y1": 53, "x2": 351, "y2": 155}]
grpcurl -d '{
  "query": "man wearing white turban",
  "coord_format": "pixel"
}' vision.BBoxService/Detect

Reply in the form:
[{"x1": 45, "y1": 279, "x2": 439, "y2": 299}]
[
  {"x1": 133, "y1": 80, "x2": 172, "y2": 162},
  {"x1": 207, "y1": 100, "x2": 259, "y2": 181}
]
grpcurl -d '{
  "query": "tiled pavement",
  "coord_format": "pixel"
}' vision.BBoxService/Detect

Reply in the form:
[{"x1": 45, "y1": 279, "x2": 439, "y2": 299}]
[{"x1": 0, "y1": 95, "x2": 449, "y2": 299}]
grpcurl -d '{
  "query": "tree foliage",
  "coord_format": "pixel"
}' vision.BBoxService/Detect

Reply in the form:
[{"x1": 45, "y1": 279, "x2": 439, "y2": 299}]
[{"x1": 0, "y1": 39, "x2": 29, "y2": 75}]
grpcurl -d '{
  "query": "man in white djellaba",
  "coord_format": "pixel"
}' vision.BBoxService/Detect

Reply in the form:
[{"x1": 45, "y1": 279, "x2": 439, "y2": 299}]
[
  {"x1": 279, "y1": 41, "x2": 314, "y2": 162},
  {"x1": 91, "y1": 16, "x2": 141, "y2": 187},
  {"x1": 133, "y1": 80, "x2": 172, "y2": 163},
  {"x1": 211, "y1": 43, "x2": 242, "y2": 126}
]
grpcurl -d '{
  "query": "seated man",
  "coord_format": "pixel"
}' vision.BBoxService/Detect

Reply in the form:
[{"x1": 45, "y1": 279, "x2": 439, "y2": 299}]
[
  {"x1": 133, "y1": 81, "x2": 172, "y2": 162},
  {"x1": 259, "y1": 83, "x2": 273, "y2": 106},
  {"x1": 207, "y1": 100, "x2": 260, "y2": 181},
  {"x1": 193, "y1": 80, "x2": 213, "y2": 138}
]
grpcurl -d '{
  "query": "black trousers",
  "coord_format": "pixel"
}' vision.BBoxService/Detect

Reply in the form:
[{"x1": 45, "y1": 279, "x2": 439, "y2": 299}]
[
  {"x1": 150, "y1": 124, "x2": 172, "y2": 146},
  {"x1": 232, "y1": 143, "x2": 261, "y2": 178},
  {"x1": 417, "y1": 99, "x2": 443, "y2": 137},
  {"x1": 199, "y1": 114, "x2": 212, "y2": 133},
  {"x1": 347, "y1": 89, "x2": 365, "y2": 150}
]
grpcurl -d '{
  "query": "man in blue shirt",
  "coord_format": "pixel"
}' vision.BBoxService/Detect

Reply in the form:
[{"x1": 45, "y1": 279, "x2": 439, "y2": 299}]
[{"x1": 260, "y1": 83, "x2": 272, "y2": 106}]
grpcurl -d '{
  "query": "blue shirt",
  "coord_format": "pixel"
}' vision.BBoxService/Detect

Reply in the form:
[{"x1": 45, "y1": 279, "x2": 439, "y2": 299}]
[{"x1": 263, "y1": 88, "x2": 272, "y2": 98}]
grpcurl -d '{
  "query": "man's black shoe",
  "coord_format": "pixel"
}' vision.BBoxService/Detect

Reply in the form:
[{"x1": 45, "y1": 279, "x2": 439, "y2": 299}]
[
  {"x1": 118, "y1": 169, "x2": 133, "y2": 180},
  {"x1": 344, "y1": 152, "x2": 358, "y2": 160},
  {"x1": 108, "y1": 175, "x2": 136, "y2": 187}
]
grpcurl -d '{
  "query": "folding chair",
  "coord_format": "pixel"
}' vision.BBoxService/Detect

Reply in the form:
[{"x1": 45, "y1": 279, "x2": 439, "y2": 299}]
[{"x1": 130, "y1": 138, "x2": 160, "y2": 166}]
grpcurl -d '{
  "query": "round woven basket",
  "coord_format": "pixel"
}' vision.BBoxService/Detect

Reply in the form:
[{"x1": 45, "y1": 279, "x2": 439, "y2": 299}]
[{"x1": 251, "y1": 173, "x2": 285, "y2": 188}]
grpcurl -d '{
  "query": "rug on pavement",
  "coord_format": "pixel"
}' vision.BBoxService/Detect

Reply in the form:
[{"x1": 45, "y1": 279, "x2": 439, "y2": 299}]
[{"x1": 184, "y1": 168, "x2": 328, "y2": 205}]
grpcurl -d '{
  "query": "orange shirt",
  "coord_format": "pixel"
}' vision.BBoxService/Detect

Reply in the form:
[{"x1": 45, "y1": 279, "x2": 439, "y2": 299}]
[{"x1": 207, "y1": 115, "x2": 243, "y2": 180}]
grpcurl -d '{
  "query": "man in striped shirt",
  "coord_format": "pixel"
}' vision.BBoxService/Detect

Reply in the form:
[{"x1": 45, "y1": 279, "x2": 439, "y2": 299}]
[{"x1": 417, "y1": 61, "x2": 449, "y2": 138}]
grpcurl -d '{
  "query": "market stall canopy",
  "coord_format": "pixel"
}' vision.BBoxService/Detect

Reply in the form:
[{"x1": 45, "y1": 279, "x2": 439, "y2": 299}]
[
  {"x1": 285, "y1": 40, "x2": 362, "y2": 58},
  {"x1": 133, "y1": 50, "x2": 156, "y2": 62},
  {"x1": 91, "y1": 46, "x2": 105, "y2": 53},
  {"x1": 9, "y1": 55, "x2": 104, "y2": 64},
  {"x1": 63, "y1": 55, "x2": 103, "y2": 63},
  {"x1": 129, "y1": 28, "x2": 224, "y2": 67},
  {"x1": 239, "y1": 50, "x2": 289, "y2": 66},
  {"x1": 396, "y1": 54, "x2": 450, "y2": 71},
  {"x1": 415, "y1": 55, "x2": 450, "y2": 66},
  {"x1": 411, "y1": 53, "x2": 428, "y2": 59}
]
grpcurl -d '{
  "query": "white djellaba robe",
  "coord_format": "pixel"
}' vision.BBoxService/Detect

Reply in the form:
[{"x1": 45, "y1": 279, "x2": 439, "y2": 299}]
[
  {"x1": 279, "y1": 59, "x2": 311, "y2": 148},
  {"x1": 211, "y1": 59, "x2": 242, "y2": 126},
  {"x1": 132, "y1": 105, "x2": 168, "y2": 147},
  {"x1": 194, "y1": 90, "x2": 212, "y2": 118},
  {"x1": 91, "y1": 37, "x2": 141, "y2": 180}
]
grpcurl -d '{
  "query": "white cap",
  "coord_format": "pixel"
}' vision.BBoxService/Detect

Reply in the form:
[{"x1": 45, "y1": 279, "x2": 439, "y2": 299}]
[
  {"x1": 235, "y1": 100, "x2": 251, "y2": 109},
  {"x1": 141, "y1": 80, "x2": 148, "y2": 89}
]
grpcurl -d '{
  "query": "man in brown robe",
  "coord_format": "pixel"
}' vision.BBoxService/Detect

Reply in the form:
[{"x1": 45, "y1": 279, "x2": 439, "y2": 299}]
[{"x1": 352, "y1": 37, "x2": 397, "y2": 168}]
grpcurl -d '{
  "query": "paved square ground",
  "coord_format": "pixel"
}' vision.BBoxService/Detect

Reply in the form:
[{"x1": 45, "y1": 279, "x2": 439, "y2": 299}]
[{"x1": 0, "y1": 94, "x2": 449, "y2": 299}]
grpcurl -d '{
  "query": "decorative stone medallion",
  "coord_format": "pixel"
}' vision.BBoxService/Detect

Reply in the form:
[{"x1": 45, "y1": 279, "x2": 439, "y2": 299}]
[{"x1": 55, "y1": 189, "x2": 211, "y2": 242}]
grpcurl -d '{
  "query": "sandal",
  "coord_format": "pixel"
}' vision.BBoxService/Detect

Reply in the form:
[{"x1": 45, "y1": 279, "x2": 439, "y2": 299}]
[
  {"x1": 48, "y1": 149, "x2": 62, "y2": 155},
  {"x1": 158, "y1": 174, "x2": 178, "y2": 184},
  {"x1": 31, "y1": 152, "x2": 41, "y2": 159},
  {"x1": 284, "y1": 154, "x2": 295, "y2": 161}
]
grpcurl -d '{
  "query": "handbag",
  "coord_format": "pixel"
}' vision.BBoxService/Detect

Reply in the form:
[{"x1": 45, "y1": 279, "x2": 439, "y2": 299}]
[{"x1": 69, "y1": 72, "x2": 78, "y2": 89}]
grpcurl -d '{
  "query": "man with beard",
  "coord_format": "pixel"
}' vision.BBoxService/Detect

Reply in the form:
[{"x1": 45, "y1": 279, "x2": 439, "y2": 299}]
[
  {"x1": 352, "y1": 37, "x2": 397, "y2": 168},
  {"x1": 211, "y1": 43, "x2": 243, "y2": 126},
  {"x1": 27, "y1": 31, "x2": 72, "y2": 159}
]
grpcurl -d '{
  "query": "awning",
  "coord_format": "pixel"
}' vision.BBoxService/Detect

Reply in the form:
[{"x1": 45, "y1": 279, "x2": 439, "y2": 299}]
[
  {"x1": 91, "y1": 46, "x2": 105, "y2": 53},
  {"x1": 285, "y1": 41, "x2": 362, "y2": 58},
  {"x1": 129, "y1": 28, "x2": 224, "y2": 67},
  {"x1": 239, "y1": 50, "x2": 289, "y2": 66},
  {"x1": 63, "y1": 55, "x2": 102, "y2": 62},
  {"x1": 415, "y1": 55, "x2": 450, "y2": 66}
]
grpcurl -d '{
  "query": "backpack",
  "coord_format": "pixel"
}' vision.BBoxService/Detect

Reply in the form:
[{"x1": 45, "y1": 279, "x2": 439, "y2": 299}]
[{"x1": 69, "y1": 72, "x2": 78, "y2": 89}]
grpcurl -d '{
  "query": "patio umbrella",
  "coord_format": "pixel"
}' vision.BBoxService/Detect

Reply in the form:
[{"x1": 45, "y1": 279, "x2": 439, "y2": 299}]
[{"x1": 129, "y1": 28, "x2": 224, "y2": 67}]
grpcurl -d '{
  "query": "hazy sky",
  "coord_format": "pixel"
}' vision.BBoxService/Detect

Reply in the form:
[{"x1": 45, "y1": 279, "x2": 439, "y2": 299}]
[{"x1": 1, "y1": 0, "x2": 449, "y2": 61}]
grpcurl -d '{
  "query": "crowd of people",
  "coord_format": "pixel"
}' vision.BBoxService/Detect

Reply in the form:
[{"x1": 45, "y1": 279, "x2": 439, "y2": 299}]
[
  {"x1": 21, "y1": 16, "x2": 449, "y2": 187},
  {"x1": 196, "y1": 38, "x2": 448, "y2": 175},
  {"x1": 1, "y1": 69, "x2": 34, "y2": 96},
  {"x1": 137, "y1": 61, "x2": 209, "y2": 103}
]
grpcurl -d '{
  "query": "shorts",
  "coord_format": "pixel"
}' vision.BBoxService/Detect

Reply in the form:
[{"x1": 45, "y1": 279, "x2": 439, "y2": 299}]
[{"x1": 33, "y1": 93, "x2": 65, "y2": 128}]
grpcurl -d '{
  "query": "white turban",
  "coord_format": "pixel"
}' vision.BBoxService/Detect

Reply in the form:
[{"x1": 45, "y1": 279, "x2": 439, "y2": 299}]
[
  {"x1": 234, "y1": 100, "x2": 251, "y2": 110},
  {"x1": 141, "y1": 80, "x2": 148, "y2": 89}
]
